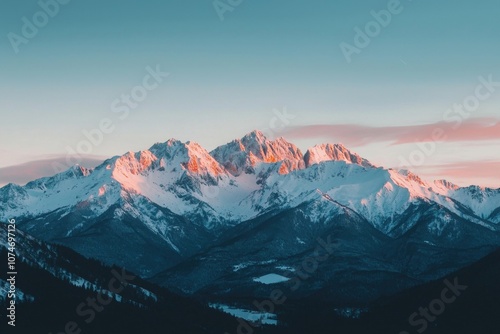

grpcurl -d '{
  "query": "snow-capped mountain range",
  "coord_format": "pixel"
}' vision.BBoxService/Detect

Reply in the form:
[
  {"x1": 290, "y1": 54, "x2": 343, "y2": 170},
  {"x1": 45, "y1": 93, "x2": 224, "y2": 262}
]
[{"x1": 1, "y1": 130, "x2": 499, "y2": 301}]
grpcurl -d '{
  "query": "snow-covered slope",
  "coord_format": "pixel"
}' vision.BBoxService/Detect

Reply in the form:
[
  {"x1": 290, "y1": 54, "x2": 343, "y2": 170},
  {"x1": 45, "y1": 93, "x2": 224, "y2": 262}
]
[{"x1": 0, "y1": 224, "x2": 158, "y2": 304}]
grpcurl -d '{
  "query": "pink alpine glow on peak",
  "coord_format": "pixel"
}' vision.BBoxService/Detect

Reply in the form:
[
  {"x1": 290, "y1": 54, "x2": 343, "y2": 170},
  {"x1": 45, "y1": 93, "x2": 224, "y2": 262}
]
[
  {"x1": 433, "y1": 179, "x2": 460, "y2": 191},
  {"x1": 211, "y1": 130, "x2": 305, "y2": 176},
  {"x1": 149, "y1": 139, "x2": 226, "y2": 177},
  {"x1": 110, "y1": 139, "x2": 227, "y2": 182},
  {"x1": 1, "y1": 130, "x2": 500, "y2": 233},
  {"x1": 304, "y1": 143, "x2": 375, "y2": 168},
  {"x1": 113, "y1": 151, "x2": 157, "y2": 176}
]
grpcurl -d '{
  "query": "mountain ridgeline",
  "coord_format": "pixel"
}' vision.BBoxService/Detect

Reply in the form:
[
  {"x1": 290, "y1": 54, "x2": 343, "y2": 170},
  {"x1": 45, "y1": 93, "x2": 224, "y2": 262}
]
[{"x1": 1, "y1": 130, "x2": 500, "y2": 306}]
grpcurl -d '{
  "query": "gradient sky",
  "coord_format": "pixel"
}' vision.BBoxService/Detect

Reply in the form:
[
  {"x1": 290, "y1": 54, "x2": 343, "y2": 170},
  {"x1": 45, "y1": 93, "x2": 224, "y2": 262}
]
[{"x1": 1, "y1": 0, "x2": 499, "y2": 187}]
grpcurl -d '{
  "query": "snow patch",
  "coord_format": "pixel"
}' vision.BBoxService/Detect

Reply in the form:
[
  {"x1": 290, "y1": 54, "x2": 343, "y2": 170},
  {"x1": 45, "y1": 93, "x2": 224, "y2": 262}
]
[
  {"x1": 209, "y1": 303, "x2": 277, "y2": 325},
  {"x1": 253, "y1": 274, "x2": 290, "y2": 284}
]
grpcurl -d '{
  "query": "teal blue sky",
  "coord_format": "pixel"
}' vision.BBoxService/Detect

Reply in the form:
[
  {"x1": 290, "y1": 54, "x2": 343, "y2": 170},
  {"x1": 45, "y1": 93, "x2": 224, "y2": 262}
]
[{"x1": 1, "y1": 0, "x2": 499, "y2": 186}]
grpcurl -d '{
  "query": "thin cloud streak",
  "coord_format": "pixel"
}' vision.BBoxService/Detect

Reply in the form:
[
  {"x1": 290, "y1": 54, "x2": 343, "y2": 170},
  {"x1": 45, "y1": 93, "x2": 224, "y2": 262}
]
[
  {"x1": 417, "y1": 161, "x2": 500, "y2": 187},
  {"x1": 281, "y1": 117, "x2": 500, "y2": 146}
]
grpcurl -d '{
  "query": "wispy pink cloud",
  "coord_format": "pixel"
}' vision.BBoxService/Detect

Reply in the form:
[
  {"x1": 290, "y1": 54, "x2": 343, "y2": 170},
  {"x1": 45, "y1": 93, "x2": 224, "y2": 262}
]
[
  {"x1": 0, "y1": 156, "x2": 106, "y2": 186},
  {"x1": 416, "y1": 160, "x2": 500, "y2": 187},
  {"x1": 281, "y1": 117, "x2": 500, "y2": 146}
]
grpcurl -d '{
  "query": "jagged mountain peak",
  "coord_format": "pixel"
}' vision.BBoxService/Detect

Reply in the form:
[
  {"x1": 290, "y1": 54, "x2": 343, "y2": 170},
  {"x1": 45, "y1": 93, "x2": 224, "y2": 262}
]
[
  {"x1": 1, "y1": 182, "x2": 25, "y2": 192},
  {"x1": 108, "y1": 139, "x2": 227, "y2": 179},
  {"x1": 434, "y1": 179, "x2": 460, "y2": 191},
  {"x1": 150, "y1": 138, "x2": 207, "y2": 155},
  {"x1": 241, "y1": 129, "x2": 267, "y2": 143},
  {"x1": 0, "y1": 183, "x2": 28, "y2": 205},
  {"x1": 18, "y1": 164, "x2": 93, "y2": 192},
  {"x1": 304, "y1": 143, "x2": 374, "y2": 168},
  {"x1": 392, "y1": 169, "x2": 427, "y2": 187},
  {"x1": 112, "y1": 150, "x2": 157, "y2": 176},
  {"x1": 211, "y1": 130, "x2": 304, "y2": 176}
]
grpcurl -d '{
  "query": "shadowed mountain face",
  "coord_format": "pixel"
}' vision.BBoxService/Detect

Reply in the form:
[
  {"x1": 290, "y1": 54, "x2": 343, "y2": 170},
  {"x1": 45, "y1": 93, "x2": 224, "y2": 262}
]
[
  {"x1": 0, "y1": 224, "x2": 246, "y2": 334},
  {"x1": 271, "y1": 246, "x2": 500, "y2": 334},
  {"x1": 2, "y1": 220, "x2": 499, "y2": 334},
  {"x1": 1, "y1": 131, "x2": 499, "y2": 304},
  {"x1": 151, "y1": 199, "x2": 500, "y2": 305}
]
